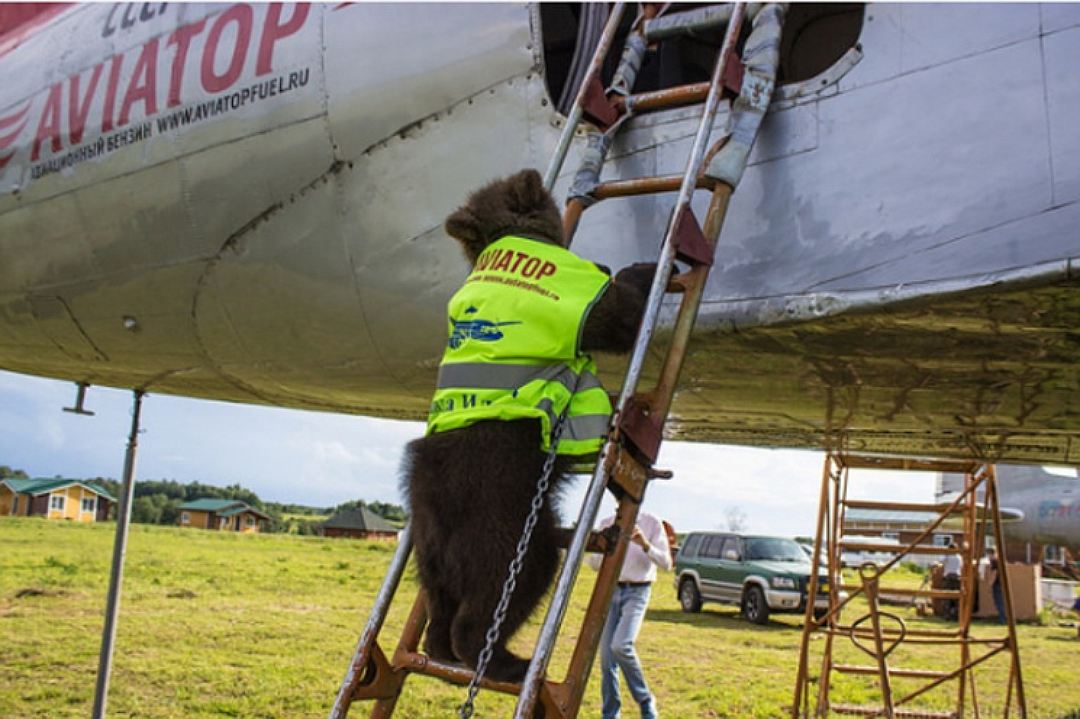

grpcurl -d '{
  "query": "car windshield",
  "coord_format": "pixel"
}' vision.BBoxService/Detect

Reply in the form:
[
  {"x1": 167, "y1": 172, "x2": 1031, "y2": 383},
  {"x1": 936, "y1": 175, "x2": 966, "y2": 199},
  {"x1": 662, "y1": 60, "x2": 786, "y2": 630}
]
[{"x1": 746, "y1": 538, "x2": 806, "y2": 562}]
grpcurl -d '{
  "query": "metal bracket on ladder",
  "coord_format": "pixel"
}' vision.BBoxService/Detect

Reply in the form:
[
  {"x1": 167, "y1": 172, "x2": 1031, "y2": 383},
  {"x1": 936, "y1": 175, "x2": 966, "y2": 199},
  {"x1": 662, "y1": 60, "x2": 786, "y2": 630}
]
[{"x1": 580, "y1": 75, "x2": 622, "y2": 131}]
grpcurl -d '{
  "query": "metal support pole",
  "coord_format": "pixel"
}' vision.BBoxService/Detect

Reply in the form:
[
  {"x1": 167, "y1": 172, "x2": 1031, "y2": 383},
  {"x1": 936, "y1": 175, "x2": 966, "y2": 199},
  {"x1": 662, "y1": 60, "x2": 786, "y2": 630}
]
[{"x1": 92, "y1": 390, "x2": 145, "y2": 719}]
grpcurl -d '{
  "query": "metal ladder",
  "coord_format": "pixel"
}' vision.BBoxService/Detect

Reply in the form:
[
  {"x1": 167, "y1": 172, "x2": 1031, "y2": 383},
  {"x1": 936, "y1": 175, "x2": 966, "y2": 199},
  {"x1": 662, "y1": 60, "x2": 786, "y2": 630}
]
[
  {"x1": 793, "y1": 454, "x2": 1027, "y2": 718},
  {"x1": 329, "y1": 4, "x2": 784, "y2": 717}
]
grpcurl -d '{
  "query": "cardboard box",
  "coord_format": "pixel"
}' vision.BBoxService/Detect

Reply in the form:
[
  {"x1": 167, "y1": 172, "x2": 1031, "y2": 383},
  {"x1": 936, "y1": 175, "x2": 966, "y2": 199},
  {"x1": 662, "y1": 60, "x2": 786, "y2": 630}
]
[{"x1": 975, "y1": 562, "x2": 1041, "y2": 621}]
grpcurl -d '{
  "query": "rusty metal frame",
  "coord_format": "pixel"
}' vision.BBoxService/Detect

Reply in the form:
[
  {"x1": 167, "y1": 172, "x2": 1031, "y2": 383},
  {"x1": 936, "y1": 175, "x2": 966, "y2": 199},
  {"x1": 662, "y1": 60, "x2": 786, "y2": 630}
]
[{"x1": 793, "y1": 454, "x2": 1028, "y2": 718}]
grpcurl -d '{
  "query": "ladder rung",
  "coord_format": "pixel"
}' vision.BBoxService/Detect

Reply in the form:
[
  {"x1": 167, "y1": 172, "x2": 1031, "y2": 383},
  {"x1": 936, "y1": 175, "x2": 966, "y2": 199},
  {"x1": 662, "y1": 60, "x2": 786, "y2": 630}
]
[
  {"x1": 831, "y1": 703, "x2": 956, "y2": 718},
  {"x1": 833, "y1": 664, "x2": 953, "y2": 680},
  {"x1": 593, "y1": 174, "x2": 716, "y2": 200},
  {"x1": 619, "y1": 82, "x2": 710, "y2": 113},
  {"x1": 842, "y1": 499, "x2": 963, "y2": 514},
  {"x1": 834, "y1": 626, "x2": 961, "y2": 639},
  {"x1": 393, "y1": 651, "x2": 523, "y2": 695},
  {"x1": 840, "y1": 541, "x2": 946, "y2": 555},
  {"x1": 838, "y1": 584, "x2": 962, "y2": 599}
]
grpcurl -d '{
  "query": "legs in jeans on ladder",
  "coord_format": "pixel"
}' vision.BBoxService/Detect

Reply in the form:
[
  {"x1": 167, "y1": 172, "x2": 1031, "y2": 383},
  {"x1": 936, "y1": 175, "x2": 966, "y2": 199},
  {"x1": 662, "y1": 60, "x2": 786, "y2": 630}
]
[{"x1": 600, "y1": 584, "x2": 657, "y2": 719}]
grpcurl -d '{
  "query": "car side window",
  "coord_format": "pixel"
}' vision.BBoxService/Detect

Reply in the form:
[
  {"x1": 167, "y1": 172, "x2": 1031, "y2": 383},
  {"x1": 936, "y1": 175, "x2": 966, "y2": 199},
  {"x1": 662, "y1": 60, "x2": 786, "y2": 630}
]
[
  {"x1": 720, "y1": 537, "x2": 741, "y2": 560},
  {"x1": 681, "y1": 534, "x2": 702, "y2": 558},
  {"x1": 701, "y1": 535, "x2": 724, "y2": 559}
]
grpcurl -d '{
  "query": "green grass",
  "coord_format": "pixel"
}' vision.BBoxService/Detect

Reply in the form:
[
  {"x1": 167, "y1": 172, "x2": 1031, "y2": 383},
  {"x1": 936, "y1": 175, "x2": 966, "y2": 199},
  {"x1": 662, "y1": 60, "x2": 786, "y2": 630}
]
[{"x1": 1, "y1": 518, "x2": 1078, "y2": 718}]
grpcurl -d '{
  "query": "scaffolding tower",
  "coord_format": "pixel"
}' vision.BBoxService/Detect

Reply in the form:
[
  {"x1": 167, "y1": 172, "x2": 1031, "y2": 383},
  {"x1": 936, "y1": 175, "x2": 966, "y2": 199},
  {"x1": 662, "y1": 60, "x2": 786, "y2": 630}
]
[{"x1": 793, "y1": 454, "x2": 1027, "y2": 719}]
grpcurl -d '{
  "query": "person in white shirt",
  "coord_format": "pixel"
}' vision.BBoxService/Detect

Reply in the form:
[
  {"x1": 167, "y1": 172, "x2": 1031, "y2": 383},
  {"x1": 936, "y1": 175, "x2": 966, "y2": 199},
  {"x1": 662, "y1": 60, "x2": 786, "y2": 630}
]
[
  {"x1": 587, "y1": 511, "x2": 672, "y2": 719},
  {"x1": 941, "y1": 538, "x2": 963, "y2": 620}
]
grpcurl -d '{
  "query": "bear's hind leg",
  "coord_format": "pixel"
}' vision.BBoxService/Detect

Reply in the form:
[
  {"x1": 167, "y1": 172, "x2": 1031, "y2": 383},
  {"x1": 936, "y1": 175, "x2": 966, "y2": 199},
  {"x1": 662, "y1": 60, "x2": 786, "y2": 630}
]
[
  {"x1": 423, "y1": 586, "x2": 458, "y2": 663},
  {"x1": 450, "y1": 597, "x2": 531, "y2": 683}
]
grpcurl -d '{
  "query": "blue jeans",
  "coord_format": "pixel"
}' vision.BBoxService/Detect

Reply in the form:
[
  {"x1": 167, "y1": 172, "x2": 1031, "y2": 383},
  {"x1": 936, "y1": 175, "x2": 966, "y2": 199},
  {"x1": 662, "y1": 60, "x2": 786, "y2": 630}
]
[
  {"x1": 600, "y1": 583, "x2": 657, "y2": 719},
  {"x1": 992, "y1": 583, "x2": 1005, "y2": 624}
]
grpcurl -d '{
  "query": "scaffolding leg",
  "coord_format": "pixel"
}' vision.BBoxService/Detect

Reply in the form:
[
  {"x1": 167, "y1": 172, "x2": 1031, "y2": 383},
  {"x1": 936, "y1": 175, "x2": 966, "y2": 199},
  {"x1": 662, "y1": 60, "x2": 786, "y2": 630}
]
[{"x1": 91, "y1": 390, "x2": 146, "y2": 719}]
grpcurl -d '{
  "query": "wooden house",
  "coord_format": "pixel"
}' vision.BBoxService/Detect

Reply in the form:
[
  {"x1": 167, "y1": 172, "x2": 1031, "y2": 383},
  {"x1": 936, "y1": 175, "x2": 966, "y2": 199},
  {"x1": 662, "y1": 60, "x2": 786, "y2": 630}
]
[
  {"x1": 178, "y1": 498, "x2": 269, "y2": 533},
  {"x1": 0, "y1": 477, "x2": 115, "y2": 522},
  {"x1": 320, "y1": 506, "x2": 399, "y2": 540}
]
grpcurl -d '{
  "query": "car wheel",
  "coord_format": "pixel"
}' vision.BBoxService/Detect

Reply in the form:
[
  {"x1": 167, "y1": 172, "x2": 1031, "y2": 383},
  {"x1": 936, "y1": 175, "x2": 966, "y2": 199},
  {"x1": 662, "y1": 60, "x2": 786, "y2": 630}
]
[
  {"x1": 679, "y1": 577, "x2": 702, "y2": 613},
  {"x1": 743, "y1": 585, "x2": 770, "y2": 625}
]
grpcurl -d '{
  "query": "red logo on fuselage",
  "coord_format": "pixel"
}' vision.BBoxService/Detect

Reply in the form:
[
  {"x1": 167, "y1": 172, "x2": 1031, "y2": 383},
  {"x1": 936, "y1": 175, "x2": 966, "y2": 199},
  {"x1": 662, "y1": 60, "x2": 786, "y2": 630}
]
[
  {"x1": 1, "y1": 2, "x2": 310, "y2": 173},
  {"x1": 0, "y1": 102, "x2": 30, "y2": 170}
]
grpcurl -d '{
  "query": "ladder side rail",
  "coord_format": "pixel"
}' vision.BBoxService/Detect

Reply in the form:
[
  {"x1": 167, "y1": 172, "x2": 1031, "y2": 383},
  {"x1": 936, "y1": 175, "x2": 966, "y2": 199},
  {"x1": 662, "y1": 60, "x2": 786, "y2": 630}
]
[
  {"x1": 956, "y1": 470, "x2": 977, "y2": 716},
  {"x1": 370, "y1": 590, "x2": 428, "y2": 719},
  {"x1": 818, "y1": 464, "x2": 847, "y2": 716},
  {"x1": 551, "y1": 497, "x2": 645, "y2": 716},
  {"x1": 794, "y1": 455, "x2": 834, "y2": 717},
  {"x1": 986, "y1": 471, "x2": 1027, "y2": 717},
  {"x1": 562, "y1": 6, "x2": 658, "y2": 244},
  {"x1": 609, "y1": 3, "x2": 746, "y2": 420},
  {"x1": 328, "y1": 523, "x2": 414, "y2": 719},
  {"x1": 514, "y1": 6, "x2": 750, "y2": 718},
  {"x1": 543, "y1": 3, "x2": 628, "y2": 191}
]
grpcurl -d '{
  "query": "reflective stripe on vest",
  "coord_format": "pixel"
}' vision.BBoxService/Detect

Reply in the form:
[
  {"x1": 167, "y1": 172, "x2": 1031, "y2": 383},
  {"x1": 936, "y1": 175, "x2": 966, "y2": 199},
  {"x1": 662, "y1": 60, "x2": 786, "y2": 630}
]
[{"x1": 426, "y1": 235, "x2": 612, "y2": 455}]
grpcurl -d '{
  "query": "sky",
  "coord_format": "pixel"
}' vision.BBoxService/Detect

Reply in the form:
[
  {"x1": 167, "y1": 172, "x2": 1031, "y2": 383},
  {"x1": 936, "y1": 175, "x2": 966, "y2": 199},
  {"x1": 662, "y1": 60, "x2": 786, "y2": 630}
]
[{"x1": 0, "y1": 369, "x2": 940, "y2": 537}]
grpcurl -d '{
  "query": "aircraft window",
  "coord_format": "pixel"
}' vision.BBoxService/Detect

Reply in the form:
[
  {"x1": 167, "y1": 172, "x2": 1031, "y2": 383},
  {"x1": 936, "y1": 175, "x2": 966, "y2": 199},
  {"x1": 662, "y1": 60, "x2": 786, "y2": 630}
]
[
  {"x1": 778, "y1": 4, "x2": 865, "y2": 85},
  {"x1": 540, "y1": 4, "x2": 865, "y2": 115}
]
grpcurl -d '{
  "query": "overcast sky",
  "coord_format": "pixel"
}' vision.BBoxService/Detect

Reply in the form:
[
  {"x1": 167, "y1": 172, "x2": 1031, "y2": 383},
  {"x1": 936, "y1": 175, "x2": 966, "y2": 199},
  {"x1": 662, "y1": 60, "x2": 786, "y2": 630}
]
[{"x1": 0, "y1": 369, "x2": 940, "y2": 537}]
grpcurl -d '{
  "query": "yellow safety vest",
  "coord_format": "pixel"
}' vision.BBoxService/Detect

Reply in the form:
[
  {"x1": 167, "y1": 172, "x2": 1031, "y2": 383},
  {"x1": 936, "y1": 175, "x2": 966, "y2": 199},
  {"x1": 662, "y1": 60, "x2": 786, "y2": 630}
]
[{"x1": 426, "y1": 235, "x2": 613, "y2": 456}]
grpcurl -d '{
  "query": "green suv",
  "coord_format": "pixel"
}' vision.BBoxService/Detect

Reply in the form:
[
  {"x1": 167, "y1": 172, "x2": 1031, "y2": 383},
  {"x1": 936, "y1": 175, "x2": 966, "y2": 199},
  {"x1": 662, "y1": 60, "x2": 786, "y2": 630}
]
[{"x1": 674, "y1": 532, "x2": 835, "y2": 625}]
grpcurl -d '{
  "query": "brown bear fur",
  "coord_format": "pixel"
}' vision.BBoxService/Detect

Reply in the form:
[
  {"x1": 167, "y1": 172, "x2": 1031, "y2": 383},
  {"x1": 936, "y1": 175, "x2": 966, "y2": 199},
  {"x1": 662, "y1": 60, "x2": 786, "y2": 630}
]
[{"x1": 402, "y1": 169, "x2": 653, "y2": 683}]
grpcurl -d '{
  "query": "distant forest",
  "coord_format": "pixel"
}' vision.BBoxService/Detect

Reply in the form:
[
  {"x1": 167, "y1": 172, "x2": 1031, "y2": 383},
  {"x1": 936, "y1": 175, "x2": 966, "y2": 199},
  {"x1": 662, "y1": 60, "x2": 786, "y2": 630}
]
[{"x1": 0, "y1": 464, "x2": 405, "y2": 534}]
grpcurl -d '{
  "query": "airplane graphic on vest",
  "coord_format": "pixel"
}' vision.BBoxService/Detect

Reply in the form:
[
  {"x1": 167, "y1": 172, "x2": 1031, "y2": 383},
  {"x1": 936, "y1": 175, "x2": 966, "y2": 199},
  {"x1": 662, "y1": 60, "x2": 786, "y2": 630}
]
[{"x1": 448, "y1": 307, "x2": 521, "y2": 350}]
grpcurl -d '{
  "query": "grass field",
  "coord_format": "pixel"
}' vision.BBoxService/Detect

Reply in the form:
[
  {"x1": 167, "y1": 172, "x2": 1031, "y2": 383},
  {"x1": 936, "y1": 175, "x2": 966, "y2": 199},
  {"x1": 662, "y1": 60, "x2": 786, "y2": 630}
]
[{"x1": 1, "y1": 518, "x2": 1078, "y2": 718}]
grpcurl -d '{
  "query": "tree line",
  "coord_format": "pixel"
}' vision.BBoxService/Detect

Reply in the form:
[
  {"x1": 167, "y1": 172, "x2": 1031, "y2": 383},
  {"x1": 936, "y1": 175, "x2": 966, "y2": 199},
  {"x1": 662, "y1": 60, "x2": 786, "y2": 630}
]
[{"x1": 1, "y1": 464, "x2": 404, "y2": 534}]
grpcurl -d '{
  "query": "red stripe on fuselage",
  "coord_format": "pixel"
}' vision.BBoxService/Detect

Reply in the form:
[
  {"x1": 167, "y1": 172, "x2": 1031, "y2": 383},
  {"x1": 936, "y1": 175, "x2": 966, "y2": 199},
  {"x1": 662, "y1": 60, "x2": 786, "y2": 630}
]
[
  {"x1": 0, "y1": 3, "x2": 75, "y2": 62},
  {"x1": 0, "y1": 115, "x2": 29, "y2": 149},
  {"x1": 0, "y1": 102, "x2": 30, "y2": 131}
]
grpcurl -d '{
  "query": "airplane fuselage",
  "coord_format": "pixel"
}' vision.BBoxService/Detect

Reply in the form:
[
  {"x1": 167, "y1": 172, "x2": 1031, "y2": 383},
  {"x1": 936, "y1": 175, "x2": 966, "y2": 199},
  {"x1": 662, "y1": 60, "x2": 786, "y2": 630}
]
[{"x1": 2, "y1": 3, "x2": 1079, "y2": 465}]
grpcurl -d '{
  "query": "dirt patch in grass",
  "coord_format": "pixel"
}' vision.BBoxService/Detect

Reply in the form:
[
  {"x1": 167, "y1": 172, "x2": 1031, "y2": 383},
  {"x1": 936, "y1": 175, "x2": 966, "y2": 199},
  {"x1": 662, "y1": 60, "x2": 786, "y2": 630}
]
[{"x1": 14, "y1": 587, "x2": 68, "y2": 599}]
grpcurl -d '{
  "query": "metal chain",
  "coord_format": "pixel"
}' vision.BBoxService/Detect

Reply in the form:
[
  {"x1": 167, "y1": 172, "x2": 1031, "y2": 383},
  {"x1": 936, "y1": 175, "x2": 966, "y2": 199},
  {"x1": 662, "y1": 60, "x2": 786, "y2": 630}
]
[{"x1": 457, "y1": 408, "x2": 570, "y2": 719}]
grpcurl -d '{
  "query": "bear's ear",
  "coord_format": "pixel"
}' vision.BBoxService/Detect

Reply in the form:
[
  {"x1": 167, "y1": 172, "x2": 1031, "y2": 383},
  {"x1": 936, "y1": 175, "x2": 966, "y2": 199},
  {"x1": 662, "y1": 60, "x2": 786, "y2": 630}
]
[
  {"x1": 445, "y1": 206, "x2": 486, "y2": 263},
  {"x1": 508, "y1": 168, "x2": 547, "y2": 213},
  {"x1": 445, "y1": 206, "x2": 479, "y2": 244}
]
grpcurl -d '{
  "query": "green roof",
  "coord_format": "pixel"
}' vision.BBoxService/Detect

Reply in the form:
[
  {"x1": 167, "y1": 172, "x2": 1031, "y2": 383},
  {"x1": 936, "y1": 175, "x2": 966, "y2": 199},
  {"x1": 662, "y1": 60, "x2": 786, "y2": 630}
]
[
  {"x1": 178, "y1": 498, "x2": 245, "y2": 512},
  {"x1": 178, "y1": 498, "x2": 268, "y2": 519},
  {"x1": 322, "y1": 506, "x2": 398, "y2": 533},
  {"x1": 218, "y1": 504, "x2": 270, "y2": 520},
  {"x1": 2, "y1": 477, "x2": 116, "y2": 502}
]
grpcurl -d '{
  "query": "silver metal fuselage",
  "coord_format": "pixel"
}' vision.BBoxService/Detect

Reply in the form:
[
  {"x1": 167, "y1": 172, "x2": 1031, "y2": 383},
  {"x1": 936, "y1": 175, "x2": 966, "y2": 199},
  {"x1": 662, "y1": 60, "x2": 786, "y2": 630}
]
[
  {"x1": 1, "y1": 3, "x2": 1078, "y2": 465},
  {"x1": 941, "y1": 467, "x2": 1080, "y2": 550}
]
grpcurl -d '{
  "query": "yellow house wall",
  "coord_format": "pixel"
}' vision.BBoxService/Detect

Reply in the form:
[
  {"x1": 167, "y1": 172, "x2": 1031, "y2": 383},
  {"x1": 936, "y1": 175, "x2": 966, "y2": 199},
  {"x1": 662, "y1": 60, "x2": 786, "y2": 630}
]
[
  {"x1": 46, "y1": 486, "x2": 99, "y2": 522},
  {"x1": 238, "y1": 512, "x2": 261, "y2": 533},
  {"x1": 180, "y1": 510, "x2": 212, "y2": 529}
]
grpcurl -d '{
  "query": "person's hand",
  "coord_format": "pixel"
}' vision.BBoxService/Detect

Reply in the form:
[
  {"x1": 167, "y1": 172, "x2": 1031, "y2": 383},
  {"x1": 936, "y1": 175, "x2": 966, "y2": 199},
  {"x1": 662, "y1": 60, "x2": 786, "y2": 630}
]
[{"x1": 631, "y1": 526, "x2": 650, "y2": 552}]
